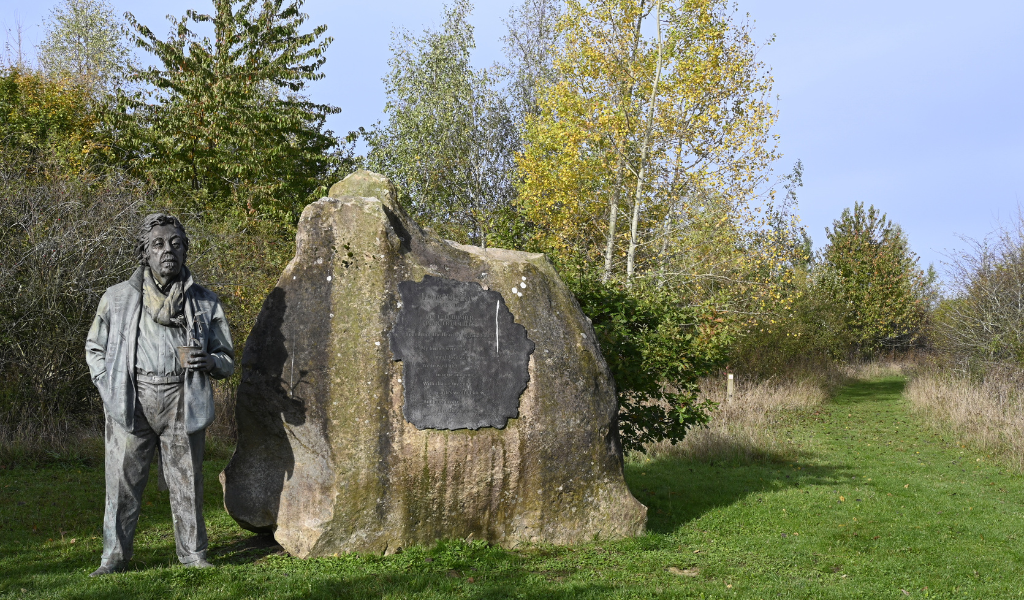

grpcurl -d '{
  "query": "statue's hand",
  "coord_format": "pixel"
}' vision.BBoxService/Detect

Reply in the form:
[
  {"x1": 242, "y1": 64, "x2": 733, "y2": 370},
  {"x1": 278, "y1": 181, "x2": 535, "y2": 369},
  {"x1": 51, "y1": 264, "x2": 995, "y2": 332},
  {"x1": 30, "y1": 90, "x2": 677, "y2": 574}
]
[{"x1": 186, "y1": 349, "x2": 215, "y2": 373}]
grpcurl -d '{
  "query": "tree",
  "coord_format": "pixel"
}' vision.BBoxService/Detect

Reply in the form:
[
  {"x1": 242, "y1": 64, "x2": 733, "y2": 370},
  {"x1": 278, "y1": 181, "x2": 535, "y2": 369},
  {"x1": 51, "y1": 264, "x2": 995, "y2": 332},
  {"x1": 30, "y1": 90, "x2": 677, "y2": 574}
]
[
  {"x1": 366, "y1": 0, "x2": 517, "y2": 247},
  {"x1": 508, "y1": 0, "x2": 806, "y2": 451},
  {"x1": 0, "y1": 66, "x2": 112, "y2": 175},
  {"x1": 121, "y1": 0, "x2": 345, "y2": 219},
  {"x1": 499, "y1": 0, "x2": 563, "y2": 125},
  {"x1": 935, "y1": 213, "x2": 1024, "y2": 368},
  {"x1": 516, "y1": 0, "x2": 782, "y2": 286},
  {"x1": 820, "y1": 202, "x2": 927, "y2": 356},
  {"x1": 37, "y1": 0, "x2": 133, "y2": 93}
]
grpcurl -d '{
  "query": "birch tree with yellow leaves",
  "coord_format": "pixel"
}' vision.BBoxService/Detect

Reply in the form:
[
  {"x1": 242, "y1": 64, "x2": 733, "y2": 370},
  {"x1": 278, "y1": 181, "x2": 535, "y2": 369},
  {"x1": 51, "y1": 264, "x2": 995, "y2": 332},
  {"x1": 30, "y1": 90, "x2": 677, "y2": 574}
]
[
  {"x1": 516, "y1": 0, "x2": 800, "y2": 314},
  {"x1": 513, "y1": 0, "x2": 808, "y2": 450}
]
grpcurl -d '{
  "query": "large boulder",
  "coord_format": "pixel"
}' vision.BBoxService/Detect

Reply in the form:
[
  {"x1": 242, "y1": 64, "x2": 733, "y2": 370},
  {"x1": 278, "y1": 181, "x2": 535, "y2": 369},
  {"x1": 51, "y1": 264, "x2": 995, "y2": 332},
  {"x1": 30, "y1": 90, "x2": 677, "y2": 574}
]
[{"x1": 220, "y1": 170, "x2": 646, "y2": 557}]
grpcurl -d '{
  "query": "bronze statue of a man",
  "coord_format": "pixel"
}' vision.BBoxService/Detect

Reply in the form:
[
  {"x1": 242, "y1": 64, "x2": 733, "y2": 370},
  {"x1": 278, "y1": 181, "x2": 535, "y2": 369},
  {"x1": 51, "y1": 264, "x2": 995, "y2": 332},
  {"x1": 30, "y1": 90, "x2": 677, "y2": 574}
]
[{"x1": 85, "y1": 214, "x2": 234, "y2": 576}]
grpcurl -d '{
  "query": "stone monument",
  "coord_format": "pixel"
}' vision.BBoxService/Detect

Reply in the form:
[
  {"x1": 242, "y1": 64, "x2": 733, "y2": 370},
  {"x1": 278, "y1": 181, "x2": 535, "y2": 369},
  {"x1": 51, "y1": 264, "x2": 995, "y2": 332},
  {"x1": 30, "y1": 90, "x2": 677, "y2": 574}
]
[{"x1": 220, "y1": 170, "x2": 646, "y2": 557}]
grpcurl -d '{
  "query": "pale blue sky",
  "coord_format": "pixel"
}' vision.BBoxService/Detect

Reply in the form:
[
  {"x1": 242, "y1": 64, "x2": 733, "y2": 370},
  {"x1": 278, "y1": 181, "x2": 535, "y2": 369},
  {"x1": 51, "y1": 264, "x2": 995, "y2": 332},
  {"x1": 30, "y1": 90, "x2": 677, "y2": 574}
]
[{"x1": 3, "y1": 0, "x2": 1022, "y2": 276}]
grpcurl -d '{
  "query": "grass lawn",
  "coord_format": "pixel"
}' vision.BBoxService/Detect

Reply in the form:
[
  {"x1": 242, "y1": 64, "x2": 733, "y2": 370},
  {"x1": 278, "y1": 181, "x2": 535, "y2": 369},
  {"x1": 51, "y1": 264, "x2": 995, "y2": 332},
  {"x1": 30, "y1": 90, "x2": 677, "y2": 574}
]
[{"x1": 2, "y1": 376, "x2": 1024, "y2": 599}]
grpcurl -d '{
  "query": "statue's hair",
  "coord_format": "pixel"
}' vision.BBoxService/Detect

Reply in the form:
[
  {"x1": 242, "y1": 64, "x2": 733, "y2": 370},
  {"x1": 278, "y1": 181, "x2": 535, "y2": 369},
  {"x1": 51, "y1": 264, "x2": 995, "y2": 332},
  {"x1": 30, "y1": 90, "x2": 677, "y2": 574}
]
[{"x1": 136, "y1": 213, "x2": 189, "y2": 266}]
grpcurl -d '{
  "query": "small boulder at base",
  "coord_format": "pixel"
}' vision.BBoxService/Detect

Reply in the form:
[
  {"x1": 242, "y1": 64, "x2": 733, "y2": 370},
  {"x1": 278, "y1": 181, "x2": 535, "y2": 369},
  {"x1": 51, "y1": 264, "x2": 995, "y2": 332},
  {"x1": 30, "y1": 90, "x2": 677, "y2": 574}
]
[{"x1": 220, "y1": 170, "x2": 646, "y2": 557}]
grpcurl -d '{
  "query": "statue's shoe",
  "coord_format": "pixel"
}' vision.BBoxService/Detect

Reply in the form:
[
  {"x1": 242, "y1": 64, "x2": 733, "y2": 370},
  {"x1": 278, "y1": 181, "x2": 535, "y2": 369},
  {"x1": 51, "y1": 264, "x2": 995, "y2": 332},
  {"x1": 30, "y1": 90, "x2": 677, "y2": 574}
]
[
  {"x1": 184, "y1": 558, "x2": 214, "y2": 569},
  {"x1": 88, "y1": 562, "x2": 127, "y2": 577}
]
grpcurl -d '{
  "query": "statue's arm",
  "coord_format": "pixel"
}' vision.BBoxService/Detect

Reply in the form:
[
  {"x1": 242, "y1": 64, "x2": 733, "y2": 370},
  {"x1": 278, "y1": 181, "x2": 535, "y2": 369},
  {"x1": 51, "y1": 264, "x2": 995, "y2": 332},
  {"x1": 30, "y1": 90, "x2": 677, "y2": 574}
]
[
  {"x1": 85, "y1": 294, "x2": 110, "y2": 383},
  {"x1": 206, "y1": 299, "x2": 234, "y2": 380}
]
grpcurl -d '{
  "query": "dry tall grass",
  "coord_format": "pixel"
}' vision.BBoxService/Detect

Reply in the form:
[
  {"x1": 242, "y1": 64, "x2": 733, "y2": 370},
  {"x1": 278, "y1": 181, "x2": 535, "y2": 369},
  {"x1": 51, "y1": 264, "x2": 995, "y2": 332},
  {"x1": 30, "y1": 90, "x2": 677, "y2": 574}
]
[
  {"x1": 638, "y1": 374, "x2": 833, "y2": 464},
  {"x1": 0, "y1": 382, "x2": 238, "y2": 466},
  {"x1": 841, "y1": 359, "x2": 907, "y2": 380},
  {"x1": 0, "y1": 407, "x2": 103, "y2": 466},
  {"x1": 635, "y1": 359, "x2": 915, "y2": 465},
  {"x1": 905, "y1": 365, "x2": 1024, "y2": 471}
]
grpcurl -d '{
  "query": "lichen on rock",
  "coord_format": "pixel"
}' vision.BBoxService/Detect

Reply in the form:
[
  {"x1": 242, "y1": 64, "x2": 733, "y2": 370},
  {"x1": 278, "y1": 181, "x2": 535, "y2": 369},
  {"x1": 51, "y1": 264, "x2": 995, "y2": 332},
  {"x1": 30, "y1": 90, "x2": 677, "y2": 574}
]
[{"x1": 220, "y1": 170, "x2": 646, "y2": 557}]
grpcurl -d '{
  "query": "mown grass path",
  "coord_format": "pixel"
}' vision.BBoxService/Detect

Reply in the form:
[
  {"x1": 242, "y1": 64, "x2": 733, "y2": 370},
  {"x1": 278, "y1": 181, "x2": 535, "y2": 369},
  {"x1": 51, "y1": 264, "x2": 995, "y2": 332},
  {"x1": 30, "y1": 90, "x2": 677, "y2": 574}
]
[{"x1": 2, "y1": 377, "x2": 1024, "y2": 599}]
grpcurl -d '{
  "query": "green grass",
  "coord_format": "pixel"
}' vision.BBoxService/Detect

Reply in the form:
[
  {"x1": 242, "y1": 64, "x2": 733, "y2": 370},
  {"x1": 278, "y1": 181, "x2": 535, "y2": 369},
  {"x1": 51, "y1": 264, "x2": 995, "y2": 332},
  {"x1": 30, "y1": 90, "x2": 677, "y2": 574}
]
[{"x1": 3, "y1": 377, "x2": 1024, "y2": 598}]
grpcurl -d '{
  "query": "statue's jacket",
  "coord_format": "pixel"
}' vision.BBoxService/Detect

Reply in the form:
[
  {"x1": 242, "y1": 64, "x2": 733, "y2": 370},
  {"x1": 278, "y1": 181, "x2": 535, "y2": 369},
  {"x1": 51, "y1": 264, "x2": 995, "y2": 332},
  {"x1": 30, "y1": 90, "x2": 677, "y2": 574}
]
[{"x1": 85, "y1": 266, "x2": 234, "y2": 434}]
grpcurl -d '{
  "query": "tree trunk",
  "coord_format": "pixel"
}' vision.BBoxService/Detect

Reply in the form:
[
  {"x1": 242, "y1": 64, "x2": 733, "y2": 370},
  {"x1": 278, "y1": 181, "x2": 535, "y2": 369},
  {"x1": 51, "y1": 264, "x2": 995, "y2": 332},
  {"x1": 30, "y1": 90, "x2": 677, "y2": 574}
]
[
  {"x1": 656, "y1": 209, "x2": 672, "y2": 287},
  {"x1": 602, "y1": 157, "x2": 623, "y2": 283},
  {"x1": 626, "y1": 0, "x2": 664, "y2": 284}
]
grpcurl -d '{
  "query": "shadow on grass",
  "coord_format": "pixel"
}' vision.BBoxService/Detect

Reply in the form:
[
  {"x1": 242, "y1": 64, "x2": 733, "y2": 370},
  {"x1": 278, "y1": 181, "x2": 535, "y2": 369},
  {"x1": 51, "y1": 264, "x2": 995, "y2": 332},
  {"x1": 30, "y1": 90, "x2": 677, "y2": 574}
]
[
  {"x1": 211, "y1": 532, "x2": 285, "y2": 564},
  {"x1": 628, "y1": 444, "x2": 851, "y2": 535},
  {"x1": 627, "y1": 377, "x2": 908, "y2": 534},
  {"x1": 291, "y1": 575, "x2": 618, "y2": 600},
  {"x1": 831, "y1": 377, "x2": 906, "y2": 406},
  {"x1": 3, "y1": 538, "x2": 624, "y2": 600},
  {"x1": 34, "y1": 572, "x2": 621, "y2": 600}
]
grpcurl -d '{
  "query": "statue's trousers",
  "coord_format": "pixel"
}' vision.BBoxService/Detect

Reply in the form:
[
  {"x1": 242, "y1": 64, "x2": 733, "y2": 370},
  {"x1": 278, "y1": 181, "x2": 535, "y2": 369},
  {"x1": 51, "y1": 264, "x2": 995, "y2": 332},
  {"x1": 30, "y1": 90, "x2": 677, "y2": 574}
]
[{"x1": 101, "y1": 376, "x2": 207, "y2": 566}]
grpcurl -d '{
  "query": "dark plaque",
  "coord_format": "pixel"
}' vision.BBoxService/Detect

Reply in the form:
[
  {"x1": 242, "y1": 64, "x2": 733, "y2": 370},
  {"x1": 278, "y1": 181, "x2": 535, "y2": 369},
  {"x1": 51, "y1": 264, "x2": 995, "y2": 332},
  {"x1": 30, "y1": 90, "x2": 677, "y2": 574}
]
[{"x1": 390, "y1": 275, "x2": 535, "y2": 430}]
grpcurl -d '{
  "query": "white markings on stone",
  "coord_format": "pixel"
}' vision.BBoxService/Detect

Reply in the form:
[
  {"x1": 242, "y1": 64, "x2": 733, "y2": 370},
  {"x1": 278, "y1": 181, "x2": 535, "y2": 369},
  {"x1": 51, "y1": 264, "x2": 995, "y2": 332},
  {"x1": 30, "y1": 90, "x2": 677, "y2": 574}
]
[
  {"x1": 327, "y1": 275, "x2": 332, "y2": 282},
  {"x1": 520, "y1": 282, "x2": 526, "y2": 289},
  {"x1": 289, "y1": 353, "x2": 295, "y2": 397},
  {"x1": 330, "y1": 313, "x2": 334, "y2": 318},
  {"x1": 495, "y1": 301, "x2": 500, "y2": 353}
]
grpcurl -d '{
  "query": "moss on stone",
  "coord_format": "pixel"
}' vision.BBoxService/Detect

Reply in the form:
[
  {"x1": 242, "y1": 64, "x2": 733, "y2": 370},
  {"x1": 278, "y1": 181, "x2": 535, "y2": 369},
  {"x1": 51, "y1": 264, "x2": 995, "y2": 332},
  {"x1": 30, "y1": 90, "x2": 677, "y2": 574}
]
[
  {"x1": 223, "y1": 172, "x2": 646, "y2": 558},
  {"x1": 328, "y1": 170, "x2": 397, "y2": 205}
]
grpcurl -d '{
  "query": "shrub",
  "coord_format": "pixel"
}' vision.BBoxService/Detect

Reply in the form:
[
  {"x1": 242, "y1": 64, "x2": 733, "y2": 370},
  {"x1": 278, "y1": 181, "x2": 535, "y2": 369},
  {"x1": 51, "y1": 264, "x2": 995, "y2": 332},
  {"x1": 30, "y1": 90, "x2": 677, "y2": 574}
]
[
  {"x1": 568, "y1": 276, "x2": 729, "y2": 452},
  {"x1": 0, "y1": 165, "x2": 144, "y2": 453},
  {"x1": 934, "y1": 213, "x2": 1024, "y2": 371}
]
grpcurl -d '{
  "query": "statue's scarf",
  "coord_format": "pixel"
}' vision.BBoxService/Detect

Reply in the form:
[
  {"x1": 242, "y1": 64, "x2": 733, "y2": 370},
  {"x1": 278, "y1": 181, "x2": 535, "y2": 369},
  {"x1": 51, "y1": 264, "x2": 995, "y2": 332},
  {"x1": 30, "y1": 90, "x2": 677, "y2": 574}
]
[{"x1": 142, "y1": 267, "x2": 185, "y2": 327}]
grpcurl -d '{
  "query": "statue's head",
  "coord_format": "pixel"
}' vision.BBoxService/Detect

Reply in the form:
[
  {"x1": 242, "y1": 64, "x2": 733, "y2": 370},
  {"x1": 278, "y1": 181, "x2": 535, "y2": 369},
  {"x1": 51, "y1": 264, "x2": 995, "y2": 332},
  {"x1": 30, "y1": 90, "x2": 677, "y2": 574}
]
[{"x1": 136, "y1": 213, "x2": 189, "y2": 283}]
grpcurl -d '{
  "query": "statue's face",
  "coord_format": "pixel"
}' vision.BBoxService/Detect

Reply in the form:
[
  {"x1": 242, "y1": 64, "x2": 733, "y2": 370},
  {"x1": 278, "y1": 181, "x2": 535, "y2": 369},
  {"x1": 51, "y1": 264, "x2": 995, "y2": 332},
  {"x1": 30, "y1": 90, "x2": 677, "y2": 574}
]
[{"x1": 147, "y1": 224, "x2": 186, "y2": 284}]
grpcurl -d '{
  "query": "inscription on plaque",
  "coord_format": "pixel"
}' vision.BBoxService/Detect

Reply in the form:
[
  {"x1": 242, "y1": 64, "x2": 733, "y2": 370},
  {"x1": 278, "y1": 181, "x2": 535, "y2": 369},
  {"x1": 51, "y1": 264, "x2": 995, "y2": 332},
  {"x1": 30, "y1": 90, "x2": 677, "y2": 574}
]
[{"x1": 390, "y1": 275, "x2": 535, "y2": 430}]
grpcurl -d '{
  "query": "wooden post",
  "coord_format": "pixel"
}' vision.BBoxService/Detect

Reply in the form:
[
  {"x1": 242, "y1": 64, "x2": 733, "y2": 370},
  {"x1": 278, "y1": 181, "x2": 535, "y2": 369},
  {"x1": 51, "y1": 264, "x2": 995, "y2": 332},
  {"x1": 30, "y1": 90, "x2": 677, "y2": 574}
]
[{"x1": 727, "y1": 373, "x2": 734, "y2": 403}]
